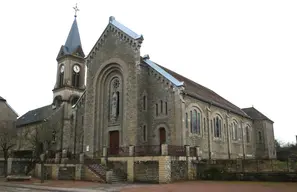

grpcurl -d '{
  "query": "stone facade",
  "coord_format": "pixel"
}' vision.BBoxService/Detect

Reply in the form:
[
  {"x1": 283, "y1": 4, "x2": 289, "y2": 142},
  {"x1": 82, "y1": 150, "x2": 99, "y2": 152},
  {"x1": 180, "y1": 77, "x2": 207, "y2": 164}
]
[{"x1": 14, "y1": 16, "x2": 276, "y2": 161}]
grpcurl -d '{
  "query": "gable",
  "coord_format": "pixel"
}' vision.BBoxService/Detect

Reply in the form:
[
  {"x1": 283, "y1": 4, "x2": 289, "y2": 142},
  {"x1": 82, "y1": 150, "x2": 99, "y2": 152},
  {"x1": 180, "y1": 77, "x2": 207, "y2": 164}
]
[{"x1": 86, "y1": 16, "x2": 144, "y2": 64}]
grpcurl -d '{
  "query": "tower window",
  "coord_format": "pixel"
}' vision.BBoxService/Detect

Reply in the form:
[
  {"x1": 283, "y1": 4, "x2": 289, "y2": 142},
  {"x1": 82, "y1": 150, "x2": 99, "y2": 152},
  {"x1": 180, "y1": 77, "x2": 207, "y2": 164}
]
[
  {"x1": 72, "y1": 72, "x2": 80, "y2": 87},
  {"x1": 160, "y1": 100, "x2": 163, "y2": 113},
  {"x1": 165, "y1": 102, "x2": 168, "y2": 115},
  {"x1": 72, "y1": 64, "x2": 81, "y2": 88},
  {"x1": 156, "y1": 104, "x2": 158, "y2": 116},
  {"x1": 59, "y1": 65, "x2": 64, "y2": 87}
]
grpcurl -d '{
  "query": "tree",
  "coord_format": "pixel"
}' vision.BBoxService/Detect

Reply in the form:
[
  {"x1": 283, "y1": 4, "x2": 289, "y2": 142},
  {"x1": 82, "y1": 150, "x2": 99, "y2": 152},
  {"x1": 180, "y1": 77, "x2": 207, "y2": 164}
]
[
  {"x1": 22, "y1": 119, "x2": 61, "y2": 175},
  {"x1": 0, "y1": 120, "x2": 17, "y2": 176},
  {"x1": 275, "y1": 139, "x2": 297, "y2": 161}
]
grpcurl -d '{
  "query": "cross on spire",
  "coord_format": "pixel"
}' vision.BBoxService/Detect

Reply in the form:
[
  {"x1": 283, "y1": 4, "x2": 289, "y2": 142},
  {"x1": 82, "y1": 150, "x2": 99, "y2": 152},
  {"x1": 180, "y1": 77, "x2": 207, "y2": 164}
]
[{"x1": 73, "y1": 3, "x2": 79, "y2": 18}]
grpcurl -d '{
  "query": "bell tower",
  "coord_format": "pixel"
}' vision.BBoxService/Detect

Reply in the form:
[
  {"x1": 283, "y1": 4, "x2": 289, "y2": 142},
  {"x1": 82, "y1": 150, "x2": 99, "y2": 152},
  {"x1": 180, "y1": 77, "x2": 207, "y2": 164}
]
[{"x1": 53, "y1": 6, "x2": 85, "y2": 108}]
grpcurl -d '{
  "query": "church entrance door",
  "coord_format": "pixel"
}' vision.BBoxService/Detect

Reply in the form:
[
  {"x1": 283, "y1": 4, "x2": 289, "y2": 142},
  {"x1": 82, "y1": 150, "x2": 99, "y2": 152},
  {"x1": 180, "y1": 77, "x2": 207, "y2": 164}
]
[
  {"x1": 109, "y1": 131, "x2": 119, "y2": 155},
  {"x1": 159, "y1": 128, "x2": 166, "y2": 144}
]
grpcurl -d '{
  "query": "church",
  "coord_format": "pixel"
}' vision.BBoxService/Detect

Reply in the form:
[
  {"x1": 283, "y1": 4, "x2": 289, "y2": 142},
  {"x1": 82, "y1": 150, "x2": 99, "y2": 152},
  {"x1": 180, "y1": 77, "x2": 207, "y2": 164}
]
[{"x1": 15, "y1": 13, "x2": 276, "y2": 161}]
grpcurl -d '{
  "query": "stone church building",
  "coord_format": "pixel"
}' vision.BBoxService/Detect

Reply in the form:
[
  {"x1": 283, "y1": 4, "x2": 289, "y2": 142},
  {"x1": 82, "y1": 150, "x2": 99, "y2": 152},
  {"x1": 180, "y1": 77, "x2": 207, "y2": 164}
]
[{"x1": 16, "y1": 15, "x2": 276, "y2": 160}]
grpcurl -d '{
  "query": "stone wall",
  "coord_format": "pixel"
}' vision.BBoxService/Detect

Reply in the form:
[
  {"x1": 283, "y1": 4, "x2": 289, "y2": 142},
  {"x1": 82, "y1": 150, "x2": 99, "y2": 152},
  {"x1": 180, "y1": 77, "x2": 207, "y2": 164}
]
[
  {"x1": 146, "y1": 68, "x2": 180, "y2": 146},
  {"x1": 134, "y1": 161, "x2": 159, "y2": 183},
  {"x1": 107, "y1": 160, "x2": 127, "y2": 180},
  {"x1": 171, "y1": 160, "x2": 188, "y2": 181},
  {"x1": 183, "y1": 95, "x2": 254, "y2": 160},
  {"x1": 58, "y1": 166, "x2": 75, "y2": 180}
]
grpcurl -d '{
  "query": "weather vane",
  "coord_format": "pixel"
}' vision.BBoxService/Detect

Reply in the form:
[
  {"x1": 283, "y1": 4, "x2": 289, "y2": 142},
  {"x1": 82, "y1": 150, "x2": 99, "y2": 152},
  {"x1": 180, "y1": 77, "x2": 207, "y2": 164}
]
[{"x1": 73, "y1": 3, "x2": 79, "y2": 18}]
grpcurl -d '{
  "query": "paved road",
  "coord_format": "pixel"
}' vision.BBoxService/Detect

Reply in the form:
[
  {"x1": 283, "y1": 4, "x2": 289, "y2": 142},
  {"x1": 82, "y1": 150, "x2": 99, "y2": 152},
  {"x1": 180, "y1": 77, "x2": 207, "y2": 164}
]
[
  {"x1": 0, "y1": 186, "x2": 64, "y2": 192},
  {"x1": 0, "y1": 183, "x2": 148, "y2": 192}
]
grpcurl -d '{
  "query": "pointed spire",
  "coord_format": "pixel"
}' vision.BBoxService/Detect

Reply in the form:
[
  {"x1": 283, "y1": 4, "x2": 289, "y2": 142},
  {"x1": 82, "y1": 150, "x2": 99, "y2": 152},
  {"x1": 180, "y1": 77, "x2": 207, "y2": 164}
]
[
  {"x1": 57, "y1": 4, "x2": 84, "y2": 59},
  {"x1": 64, "y1": 17, "x2": 82, "y2": 54}
]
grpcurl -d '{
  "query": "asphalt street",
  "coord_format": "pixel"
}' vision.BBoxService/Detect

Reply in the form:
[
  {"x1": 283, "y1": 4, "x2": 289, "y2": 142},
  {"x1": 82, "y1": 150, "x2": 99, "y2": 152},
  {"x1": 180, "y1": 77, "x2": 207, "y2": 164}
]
[{"x1": 0, "y1": 186, "x2": 62, "y2": 192}]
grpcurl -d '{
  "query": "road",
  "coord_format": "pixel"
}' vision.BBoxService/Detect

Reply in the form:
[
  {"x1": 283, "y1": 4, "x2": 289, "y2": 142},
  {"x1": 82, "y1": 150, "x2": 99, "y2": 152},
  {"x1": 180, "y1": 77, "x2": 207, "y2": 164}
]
[{"x1": 0, "y1": 186, "x2": 64, "y2": 192}]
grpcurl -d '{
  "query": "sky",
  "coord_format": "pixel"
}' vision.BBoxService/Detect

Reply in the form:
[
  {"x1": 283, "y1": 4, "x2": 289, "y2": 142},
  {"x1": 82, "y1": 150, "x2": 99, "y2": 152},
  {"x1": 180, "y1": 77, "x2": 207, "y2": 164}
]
[{"x1": 0, "y1": 0, "x2": 296, "y2": 143}]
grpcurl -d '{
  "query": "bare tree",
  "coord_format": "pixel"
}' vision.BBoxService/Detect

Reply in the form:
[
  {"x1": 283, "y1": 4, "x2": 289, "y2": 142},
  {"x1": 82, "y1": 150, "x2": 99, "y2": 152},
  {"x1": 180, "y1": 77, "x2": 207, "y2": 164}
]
[
  {"x1": 0, "y1": 120, "x2": 17, "y2": 176},
  {"x1": 22, "y1": 106, "x2": 64, "y2": 175}
]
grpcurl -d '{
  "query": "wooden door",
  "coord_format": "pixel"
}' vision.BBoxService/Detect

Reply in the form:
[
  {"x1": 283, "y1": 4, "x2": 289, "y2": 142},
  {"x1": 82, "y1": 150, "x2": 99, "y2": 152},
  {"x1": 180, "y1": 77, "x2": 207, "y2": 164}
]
[
  {"x1": 109, "y1": 131, "x2": 119, "y2": 155},
  {"x1": 159, "y1": 128, "x2": 166, "y2": 144}
]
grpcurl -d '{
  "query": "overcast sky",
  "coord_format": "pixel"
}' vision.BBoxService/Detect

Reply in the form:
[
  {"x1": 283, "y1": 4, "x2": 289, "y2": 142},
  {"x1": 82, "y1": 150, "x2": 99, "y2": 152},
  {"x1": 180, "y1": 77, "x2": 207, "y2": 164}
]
[{"x1": 0, "y1": 0, "x2": 296, "y2": 143}]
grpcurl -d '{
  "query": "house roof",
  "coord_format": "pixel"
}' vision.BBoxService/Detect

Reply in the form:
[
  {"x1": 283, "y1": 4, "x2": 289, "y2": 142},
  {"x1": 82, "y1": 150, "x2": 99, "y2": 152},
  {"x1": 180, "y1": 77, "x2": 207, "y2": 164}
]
[
  {"x1": 0, "y1": 96, "x2": 6, "y2": 102},
  {"x1": 0, "y1": 96, "x2": 19, "y2": 117},
  {"x1": 142, "y1": 58, "x2": 249, "y2": 118},
  {"x1": 242, "y1": 107, "x2": 273, "y2": 123},
  {"x1": 16, "y1": 105, "x2": 53, "y2": 127},
  {"x1": 109, "y1": 16, "x2": 143, "y2": 40}
]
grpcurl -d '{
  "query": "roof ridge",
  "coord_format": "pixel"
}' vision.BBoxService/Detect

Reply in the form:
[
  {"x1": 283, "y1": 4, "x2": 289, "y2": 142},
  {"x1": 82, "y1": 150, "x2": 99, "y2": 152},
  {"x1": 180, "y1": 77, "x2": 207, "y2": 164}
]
[{"x1": 152, "y1": 61, "x2": 249, "y2": 118}]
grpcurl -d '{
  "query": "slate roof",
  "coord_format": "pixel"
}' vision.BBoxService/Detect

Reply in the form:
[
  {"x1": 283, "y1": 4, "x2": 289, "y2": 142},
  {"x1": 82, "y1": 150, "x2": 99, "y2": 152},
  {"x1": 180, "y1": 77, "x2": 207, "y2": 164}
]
[
  {"x1": 64, "y1": 18, "x2": 82, "y2": 54},
  {"x1": 16, "y1": 105, "x2": 53, "y2": 127},
  {"x1": 242, "y1": 107, "x2": 273, "y2": 123},
  {"x1": 143, "y1": 58, "x2": 184, "y2": 87},
  {"x1": 0, "y1": 96, "x2": 6, "y2": 102},
  {"x1": 57, "y1": 17, "x2": 85, "y2": 59},
  {"x1": 142, "y1": 58, "x2": 249, "y2": 118},
  {"x1": 109, "y1": 16, "x2": 143, "y2": 40}
]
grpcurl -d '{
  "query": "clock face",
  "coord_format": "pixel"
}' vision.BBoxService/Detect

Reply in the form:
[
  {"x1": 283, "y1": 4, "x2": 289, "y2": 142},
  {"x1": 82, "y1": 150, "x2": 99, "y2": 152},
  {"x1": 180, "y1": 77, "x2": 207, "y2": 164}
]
[
  {"x1": 73, "y1": 65, "x2": 80, "y2": 73},
  {"x1": 60, "y1": 65, "x2": 64, "y2": 73}
]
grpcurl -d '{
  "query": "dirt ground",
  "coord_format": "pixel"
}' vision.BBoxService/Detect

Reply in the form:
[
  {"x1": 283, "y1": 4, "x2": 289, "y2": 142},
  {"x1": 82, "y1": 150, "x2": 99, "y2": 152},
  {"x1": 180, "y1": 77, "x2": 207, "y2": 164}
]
[{"x1": 121, "y1": 181, "x2": 297, "y2": 192}]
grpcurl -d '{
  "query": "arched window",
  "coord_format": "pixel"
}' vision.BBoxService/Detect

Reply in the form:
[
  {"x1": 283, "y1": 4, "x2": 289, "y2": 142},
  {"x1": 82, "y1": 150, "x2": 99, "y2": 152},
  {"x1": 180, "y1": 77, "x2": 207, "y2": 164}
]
[
  {"x1": 72, "y1": 72, "x2": 80, "y2": 88},
  {"x1": 59, "y1": 65, "x2": 64, "y2": 87},
  {"x1": 246, "y1": 126, "x2": 250, "y2": 143},
  {"x1": 165, "y1": 102, "x2": 168, "y2": 115},
  {"x1": 258, "y1": 131, "x2": 262, "y2": 142},
  {"x1": 192, "y1": 110, "x2": 197, "y2": 133},
  {"x1": 72, "y1": 64, "x2": 81, "y2": 88},
  {"x1": 189, "y1": 109, "x2": 201, "y2": 134},
  {"x1": 109, "y1": 77, "x2": 121, "y2": 122},
  {"x1": 160, "y1": 100, "x2": 163, "y2": 113},
  {"x1": 71, "y1": 96, "x2": 79, "y2": 106},
  {"x1": 53, "y1": 96, "x2": 62, "y2": 107},
  {"x1": 213, "y1": 116, "x2": 222, "y2": 138},
  {"x1": 190, "y1": 111, "x2": 193, "y2": 131},
  {"x1": 232, "y1": 122, "x2": 238, "y2": 140}
]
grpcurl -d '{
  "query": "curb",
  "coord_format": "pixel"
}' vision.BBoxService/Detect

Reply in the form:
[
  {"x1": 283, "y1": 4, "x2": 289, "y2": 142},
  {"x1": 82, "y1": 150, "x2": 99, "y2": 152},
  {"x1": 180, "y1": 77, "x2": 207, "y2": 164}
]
[{"x1": 0, "y1": 183, "x2": 99, "y2": 192}]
